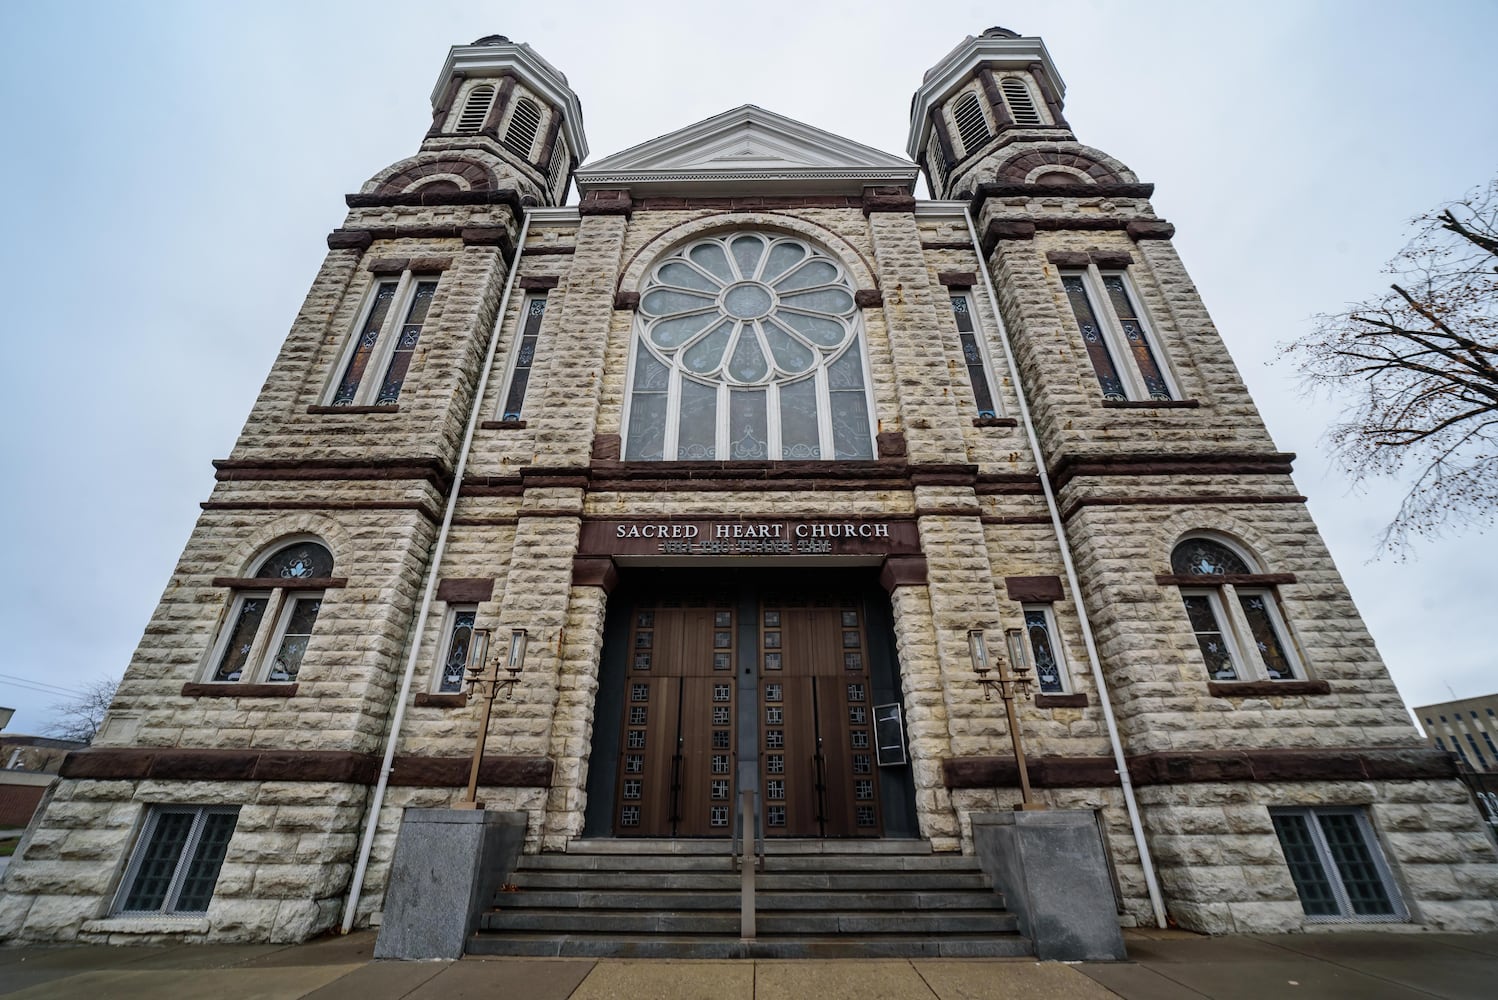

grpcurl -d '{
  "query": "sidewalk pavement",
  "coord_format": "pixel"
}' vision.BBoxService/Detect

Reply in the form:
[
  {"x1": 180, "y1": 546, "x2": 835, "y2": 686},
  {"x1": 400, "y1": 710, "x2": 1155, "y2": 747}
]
[{"x1": 2, "y1": 927, "x2": 1496, "y2": 1000}]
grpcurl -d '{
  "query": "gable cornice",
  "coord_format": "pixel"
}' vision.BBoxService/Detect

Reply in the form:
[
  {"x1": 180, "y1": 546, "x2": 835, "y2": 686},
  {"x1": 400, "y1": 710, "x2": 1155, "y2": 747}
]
[{"x1": 577, "y1": 105, "x2": 917, "y2": 197}]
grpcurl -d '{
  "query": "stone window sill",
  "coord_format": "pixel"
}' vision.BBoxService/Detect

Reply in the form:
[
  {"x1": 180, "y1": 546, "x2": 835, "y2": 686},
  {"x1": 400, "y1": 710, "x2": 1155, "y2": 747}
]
[
  {"x1": 414, "y1": 692, "x2": 468, "y2": 708},
  {"x1": 480, "y1": 419, "x2": 527, "y2": 430},
  {"x1": 181, "y1": 683, "x2": 299, "y2": 698},
  {"x1": 307, "y1": 404, "x2": 400, "y2": 414},
  {"x1": 1101, "y1": 399, "x2": 1200, "y2": 409},
  {"x1": 973, "y1": 416, "x2": 1019, "y2": 428},
  {"x1": 1208, "y1": 680, "x2": 1331, "y2": 698},
  {"x1": 1034, "y1": 693, "x2": 1088, "y2": 708},
  {"x1": 82, "y1": 916, "x2": 209, "y2": 936}
]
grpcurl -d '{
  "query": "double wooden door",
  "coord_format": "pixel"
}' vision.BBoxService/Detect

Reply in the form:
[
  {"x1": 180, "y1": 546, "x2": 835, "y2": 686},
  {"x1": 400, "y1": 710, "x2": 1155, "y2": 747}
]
[{"x1": 614, "y1": 592, "x2": 881, "y2": 838}]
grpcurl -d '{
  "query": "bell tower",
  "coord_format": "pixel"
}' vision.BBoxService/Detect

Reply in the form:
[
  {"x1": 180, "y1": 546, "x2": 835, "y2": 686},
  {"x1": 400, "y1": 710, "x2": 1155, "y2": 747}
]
[
  {"x1": 907, "y1": 26, "x2": 1076, "y2": 199},
  {"x1": 364, "y1": 34, "x2": 587, "y2": 207}
]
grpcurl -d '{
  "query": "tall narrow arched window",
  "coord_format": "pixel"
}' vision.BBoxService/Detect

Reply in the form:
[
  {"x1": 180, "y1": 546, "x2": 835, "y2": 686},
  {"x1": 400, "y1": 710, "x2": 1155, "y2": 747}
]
[
  {"x1": 1169, "y1": 536, "x2": 1303, "y2": 683},
  {"x1": 503, "y1": 98, "x2": 543, "y2": 158},
  {"x1": 205, "y1": 540, "x2": 335, "y2": 684},
  {"x1": 454, "y1": 84, "x2": 495, "y2": 134},
  {"x1": 1000, "y1": 78, "x2": 1043, "y2": 126},
  {"x1": 624, "y1": 233, "x2": 875, "y2": 461},
  {"x1": 952, "y1": 92, "x2": 992, "y2": 154}
]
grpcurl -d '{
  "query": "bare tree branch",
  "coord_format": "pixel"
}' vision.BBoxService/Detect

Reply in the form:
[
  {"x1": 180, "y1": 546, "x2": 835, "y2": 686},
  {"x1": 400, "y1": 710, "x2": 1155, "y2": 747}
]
[
  {"x1": 1282, "y1": 178, "x2": 1498, "y2": 553},
  {"x1": 45, "y1": 678, "x2": 121, "y2": 745}
]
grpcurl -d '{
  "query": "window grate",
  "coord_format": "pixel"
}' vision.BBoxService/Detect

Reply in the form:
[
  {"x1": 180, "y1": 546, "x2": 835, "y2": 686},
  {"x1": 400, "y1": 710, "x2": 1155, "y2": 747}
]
[
  {"x1": 1272, "y1": 808, "x2": 1405, "y2": 922},
  {"x1": 455, "y1": 84, "x2": 495, "y2": 134},
  {"x1": 504, "y1": 98, "x2": 543, "y2": 158},
  {"x1": 116, "y1": 806, "x2": 239, "y2": 916},
  {"x1": 952, "y1": 92, "x2": 992, "y2": 154},
  {"x1": 1001, "y1": 78, "x2": 1043, "y2": 126}
]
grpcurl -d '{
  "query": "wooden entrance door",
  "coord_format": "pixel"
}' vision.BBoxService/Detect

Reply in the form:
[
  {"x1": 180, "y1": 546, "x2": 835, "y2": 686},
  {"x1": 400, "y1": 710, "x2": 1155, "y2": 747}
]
[
  {"x1": 759, "y1": 596, "x2": 882, "y2": 837},
  {"x1": 614, "y1": 599, "x2": 736, "y2": 836}
]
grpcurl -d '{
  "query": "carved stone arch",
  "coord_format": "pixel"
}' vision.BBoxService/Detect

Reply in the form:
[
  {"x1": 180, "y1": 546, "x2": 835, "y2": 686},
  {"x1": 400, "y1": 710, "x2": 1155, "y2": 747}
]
[
  {"x1": 992, "y1": 143, "x2": 1138, "y2": 185},
  {"x1": 218, "y1": 516, "x2": 352, "y2": 580},
  {"x1": 617, "y1": 212, "x2": 878, "y2": 295},
  {"x1": 364, "y1": 155, "x2": 499, "y2": 196},
  {"x1": 1154, "y1": 513, "x2": 1277, "y2": 576}
]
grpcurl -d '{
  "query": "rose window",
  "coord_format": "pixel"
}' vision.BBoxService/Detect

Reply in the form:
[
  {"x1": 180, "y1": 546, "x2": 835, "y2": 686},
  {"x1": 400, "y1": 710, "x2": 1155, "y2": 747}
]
[{"x1": 624, "y1": 233, "x2": 874, "y2": 461}]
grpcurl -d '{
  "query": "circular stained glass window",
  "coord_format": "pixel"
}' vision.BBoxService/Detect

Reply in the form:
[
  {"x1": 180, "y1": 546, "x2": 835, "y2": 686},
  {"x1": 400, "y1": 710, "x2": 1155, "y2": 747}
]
[{"x1": 626, "y1": 234, "x2": 873, "y2": 462}]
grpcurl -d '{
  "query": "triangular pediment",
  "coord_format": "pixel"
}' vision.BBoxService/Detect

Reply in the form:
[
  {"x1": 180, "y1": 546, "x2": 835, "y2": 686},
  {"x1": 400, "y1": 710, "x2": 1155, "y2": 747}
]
[{"x1": 576, "y1": 105, "x2": 918, "y2": 197}]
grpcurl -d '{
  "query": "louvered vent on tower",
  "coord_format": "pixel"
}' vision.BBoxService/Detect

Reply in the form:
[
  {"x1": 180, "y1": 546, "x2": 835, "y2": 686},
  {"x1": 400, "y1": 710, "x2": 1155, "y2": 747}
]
[
  {"x1": 547, "y1": 137, "x2": 570, "y2": 198},
  {"x1": 1000, "y1": 78, "x2": 1043, "y2": 126},
  {"x1": 926, "y1": 132, "x2": 948, "y2": 195},
  {"x1": 952, "y1": 92, "x2": 992, "y2": 154},
  {"x1": 455, "y1": 84, "x2": 495, "y2": 134},
  {"x1": 503, "y1": 98, "x2": 543, "y2": 158}
]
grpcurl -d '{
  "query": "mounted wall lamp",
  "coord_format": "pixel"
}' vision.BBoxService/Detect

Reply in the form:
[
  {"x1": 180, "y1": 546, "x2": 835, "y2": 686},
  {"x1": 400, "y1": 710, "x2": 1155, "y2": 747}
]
[
  {"x1": 455, "y1": 626, "x2": 529, "y2": 809},
  {"x1": 968, "y1": 626, "x2": 1046, "y2": 811}
]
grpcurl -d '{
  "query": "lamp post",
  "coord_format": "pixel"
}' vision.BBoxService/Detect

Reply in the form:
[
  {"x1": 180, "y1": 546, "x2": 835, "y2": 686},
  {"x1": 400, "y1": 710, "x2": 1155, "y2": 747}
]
[
  {"x1": 454, "y1": 627, "x2": 527, "y2": 810},
  {"x1": 969, "y1": 627, "x2": 1046, "y2": 811}
]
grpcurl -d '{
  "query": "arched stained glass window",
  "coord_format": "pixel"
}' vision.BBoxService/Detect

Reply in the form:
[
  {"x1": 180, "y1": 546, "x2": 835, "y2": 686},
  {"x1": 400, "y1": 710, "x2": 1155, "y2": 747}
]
[
  {"x1": 253, "y1": 541, "x2": 334, "y2": 580},
  {"x1": 624, "y1": 234, "x2": 875, "y2": 461},
  {"x1": 1170, "y1": 537, "x2": 1252, "y2": 576}
]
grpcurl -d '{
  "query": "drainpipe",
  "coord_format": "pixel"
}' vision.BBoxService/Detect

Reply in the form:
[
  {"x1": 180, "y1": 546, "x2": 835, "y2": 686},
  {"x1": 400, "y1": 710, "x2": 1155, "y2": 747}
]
[
  {"x1": 963, "y1": 207, "x2": 1168, "y2": 929},
  {"x1": 340, "y1": 210, "x2": 534, "y2": 934}
]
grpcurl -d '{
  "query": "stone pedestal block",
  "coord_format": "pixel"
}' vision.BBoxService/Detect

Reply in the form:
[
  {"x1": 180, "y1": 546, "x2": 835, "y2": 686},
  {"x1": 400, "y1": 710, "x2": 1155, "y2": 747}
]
[
  {"x1": 373, "y1": 808, "x2": 526, "y2": 960},
  {"x1": 971, "y1": 809, "x2": 1126, "y2": 961}
]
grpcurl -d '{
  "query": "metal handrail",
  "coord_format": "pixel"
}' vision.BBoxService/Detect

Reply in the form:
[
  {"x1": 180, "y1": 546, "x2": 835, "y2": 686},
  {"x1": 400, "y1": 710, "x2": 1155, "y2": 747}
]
[{"x1": 733, "y1": 784, "x2": 763, "y2": 940}]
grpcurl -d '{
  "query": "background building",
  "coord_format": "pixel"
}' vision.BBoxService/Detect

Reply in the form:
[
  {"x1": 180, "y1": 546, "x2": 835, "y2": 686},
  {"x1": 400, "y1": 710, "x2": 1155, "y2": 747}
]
[{"x1": 1, "y1": 29, "x2": 1494, "y2": 951}]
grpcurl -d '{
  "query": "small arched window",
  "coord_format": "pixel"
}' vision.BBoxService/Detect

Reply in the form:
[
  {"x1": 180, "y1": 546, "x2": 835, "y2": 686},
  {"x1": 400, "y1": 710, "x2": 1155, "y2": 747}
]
[
  {"x1": 1169, "y1": 536, "x2": 1302, "y2": 683},
  {"x1": 455, "y1": 84, "x2": 496, "y2": 134},
  {"x1": 951, "y1": 92, "x2": 992, "y2": 154},
  {"x1": 205, "y1": 540, "x2": 335, "y2": 684},
  {"x1": 624, "y1": 233, "x2": 874, "y2": 461},
  {"x1": 503, "y1": 98, "x2": 543, "y2": 158},
  {"x1": 1000, "y1": 78, "x2": 1043, "y2": 126}
]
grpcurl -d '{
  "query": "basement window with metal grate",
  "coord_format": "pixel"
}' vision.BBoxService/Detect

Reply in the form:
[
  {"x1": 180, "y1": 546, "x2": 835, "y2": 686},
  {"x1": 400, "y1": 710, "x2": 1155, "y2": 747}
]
[
  {"x1": 1271, "y1": 808, "x2": 1406, "y2": 922},
  {"x1": 504, "y1": 97, "x2": 543, "y2": 158},
  {"x1": 1000, "y1": 78, "x2": 1043, "y2": 126},
  {"x1": 113, "y1": 806, "x2": 239, "y2": 916},
  {"x1": 454, "y1": 84, "x2": 496, "y2": 134},
  {"x1": 951, "y1": 92, "x2": 992, "y2": 155}
]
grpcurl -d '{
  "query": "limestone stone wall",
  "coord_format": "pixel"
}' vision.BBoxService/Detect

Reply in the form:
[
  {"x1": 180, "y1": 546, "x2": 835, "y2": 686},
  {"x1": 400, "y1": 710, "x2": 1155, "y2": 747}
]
[{"x1": 0, "y1": 777, "x2": 367, "y2": 944}]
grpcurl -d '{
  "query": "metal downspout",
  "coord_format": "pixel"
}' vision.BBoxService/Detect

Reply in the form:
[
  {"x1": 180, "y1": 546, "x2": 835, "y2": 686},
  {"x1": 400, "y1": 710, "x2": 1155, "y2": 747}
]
[
  {"x1": 963, "y1": 206, "x2": 1168, "y2": 928},
  {"x1": 339, "y1": 210, "x2": 534, "y2": 934}
]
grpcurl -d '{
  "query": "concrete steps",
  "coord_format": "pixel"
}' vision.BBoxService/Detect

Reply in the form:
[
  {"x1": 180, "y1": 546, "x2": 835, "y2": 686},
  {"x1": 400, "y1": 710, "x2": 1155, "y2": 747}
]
[{"x1": 468, "y1": 839, "x2": 1031, "y2": 959}]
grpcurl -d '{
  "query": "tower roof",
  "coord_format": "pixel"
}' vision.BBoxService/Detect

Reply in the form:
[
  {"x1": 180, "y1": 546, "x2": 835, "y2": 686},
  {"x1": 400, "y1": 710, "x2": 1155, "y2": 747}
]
[
  {"x1": 907, "y1": 30, "x2": 1064, "y2": 160},
  {"x1": 432, "y1": 37, "x2": 587, "y2": 162},
  {"x1": 576, "y1": 105, "x2": 918, "y2": 198}
]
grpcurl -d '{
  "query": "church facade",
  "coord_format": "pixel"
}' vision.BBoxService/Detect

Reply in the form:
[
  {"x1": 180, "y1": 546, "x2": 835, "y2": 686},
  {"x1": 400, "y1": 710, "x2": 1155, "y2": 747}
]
[{"x1": 3, "y1": 29, "x2": 1495, "y2": 945}]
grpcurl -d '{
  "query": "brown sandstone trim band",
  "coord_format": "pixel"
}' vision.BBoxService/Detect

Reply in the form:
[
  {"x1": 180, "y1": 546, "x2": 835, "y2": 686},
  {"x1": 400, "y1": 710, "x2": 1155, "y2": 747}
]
[
  {"x1": 59, "y1": 748, "x2": 553, "y2": 788},
  {"x1": 1061, "y1": 494, "x2": 1308, "y2": 520},
  {"x1": 1048, "y1": 452, "x2": 1296, "y2": 491},
  {"x1": 1034, "y1": 693, "x2": 1088, "y2": 708},
  {"x1": 478, "y1": 419, "x2": 527, "y2": 430},
  {"x1": 200, "y1": 500, "x2": 441, "y2": 523},
  {"x1": 306, "y1": 405, "x2": 401, "y2": 415},
  {"x1": 210, "y1": 576, "x2": 348, "y2": 590},
  {"x1": 436, "y1": 577, "x2": 495, "y2": 602},
  {"x1": 1207, "y1": 680, "x2": 1332, "y2": 697},
  {"x1": 344, "y1": 189, "x2": 524, "y2": 213},
  {"x1": 942, "y1": 747, "x2": 1457, "y2": 790},
  {"x1": 213, "y1": 457, "x2": 452, "y2": 489},
  {"x1": 181, "y1": 683, "x2": 299, "y2": 699},
  {"x1": 521, "y1": 245, "x2": 577, "y2": 256},
  {"x1": 1155, "y1": 573, "x2": 1296, "y2": 587}
]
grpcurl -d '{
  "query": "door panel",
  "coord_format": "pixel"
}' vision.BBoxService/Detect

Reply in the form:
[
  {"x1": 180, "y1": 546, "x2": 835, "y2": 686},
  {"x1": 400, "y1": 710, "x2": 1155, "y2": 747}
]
[
  {"x1": 615, "y1": 600, "x2": 735, "y2": 836},
  {"x1": 759, "y1": 596, "x2": 881, "y2": 837}
]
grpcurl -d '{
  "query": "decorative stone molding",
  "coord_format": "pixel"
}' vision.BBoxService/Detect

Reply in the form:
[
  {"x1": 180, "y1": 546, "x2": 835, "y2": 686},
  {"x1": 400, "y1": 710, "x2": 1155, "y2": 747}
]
[{"x1": 436, "y1": 578, "x2": 495, "y2": 603}]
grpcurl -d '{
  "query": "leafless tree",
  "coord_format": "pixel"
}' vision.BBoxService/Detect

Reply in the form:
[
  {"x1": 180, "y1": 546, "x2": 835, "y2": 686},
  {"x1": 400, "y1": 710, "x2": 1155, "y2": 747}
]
[
  {"x1": 1286, "y1": 179, "x2": 1498, "y2": 552},
  {"x1": 45, "y1": 678, "x2": 120, "y2": 744}
]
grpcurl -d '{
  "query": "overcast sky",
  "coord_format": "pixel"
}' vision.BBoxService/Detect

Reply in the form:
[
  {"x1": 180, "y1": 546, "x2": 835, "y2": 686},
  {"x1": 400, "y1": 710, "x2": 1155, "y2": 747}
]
[{"x1": 1, "y1": 0, "x2": 1494, "y2": 735}]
